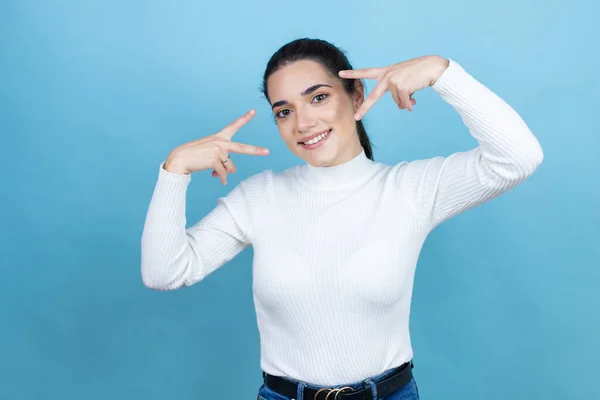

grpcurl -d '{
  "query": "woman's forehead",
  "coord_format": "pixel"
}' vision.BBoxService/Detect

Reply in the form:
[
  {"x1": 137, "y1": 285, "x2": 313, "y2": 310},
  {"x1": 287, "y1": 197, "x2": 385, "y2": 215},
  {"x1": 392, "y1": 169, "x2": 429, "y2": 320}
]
[{"x1": 268, "y1": 60, "x2": 339, "y2": 99}]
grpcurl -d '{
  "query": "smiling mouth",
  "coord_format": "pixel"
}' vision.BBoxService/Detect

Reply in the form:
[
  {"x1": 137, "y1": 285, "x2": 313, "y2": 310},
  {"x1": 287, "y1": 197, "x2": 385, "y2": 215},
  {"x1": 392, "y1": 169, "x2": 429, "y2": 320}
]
[{"x1": 299, "y1": 129, "x2": 331, "y2": 146}]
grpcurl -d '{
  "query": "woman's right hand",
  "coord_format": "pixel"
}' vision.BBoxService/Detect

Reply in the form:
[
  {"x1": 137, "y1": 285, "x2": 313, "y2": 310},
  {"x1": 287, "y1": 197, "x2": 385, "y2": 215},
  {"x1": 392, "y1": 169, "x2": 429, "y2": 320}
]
[{"x1": 163, "y1": 109, "x2": 269, "y2": 184}]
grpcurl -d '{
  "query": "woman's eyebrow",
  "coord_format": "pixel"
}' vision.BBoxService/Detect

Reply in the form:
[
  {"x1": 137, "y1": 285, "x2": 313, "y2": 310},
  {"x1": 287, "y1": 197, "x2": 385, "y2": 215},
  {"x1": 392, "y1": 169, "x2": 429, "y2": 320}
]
[
  {"x1": 271, "y1": 84, "x2": 333, "y2": 109},
  {"x1": 301, "y1": 83, "x2": 332, "y2": 96}
]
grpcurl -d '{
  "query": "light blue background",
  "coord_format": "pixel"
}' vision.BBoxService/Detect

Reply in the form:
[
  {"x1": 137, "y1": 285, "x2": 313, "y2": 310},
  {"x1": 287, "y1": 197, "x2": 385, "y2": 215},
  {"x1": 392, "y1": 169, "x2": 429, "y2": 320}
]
[{"x1": 1, "y1": 0, "x2": 598, "y2": 399}]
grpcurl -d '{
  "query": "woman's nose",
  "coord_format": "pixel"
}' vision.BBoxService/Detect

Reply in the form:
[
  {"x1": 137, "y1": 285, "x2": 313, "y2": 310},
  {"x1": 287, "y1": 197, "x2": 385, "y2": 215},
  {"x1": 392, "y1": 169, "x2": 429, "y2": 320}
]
[{"x1": 295, "y1": 106, "x2": 317, "y2": 133}]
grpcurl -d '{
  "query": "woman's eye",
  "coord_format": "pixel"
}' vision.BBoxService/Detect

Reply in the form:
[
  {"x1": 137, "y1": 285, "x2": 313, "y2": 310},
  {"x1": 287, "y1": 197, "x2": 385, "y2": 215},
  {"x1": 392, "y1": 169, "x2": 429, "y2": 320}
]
[
  {"x1": 275, "y1": 109, "x2": 291, "y2": 119},
  {"x1": 313, "y1": 94, "x2": 328, "y2": 102}
]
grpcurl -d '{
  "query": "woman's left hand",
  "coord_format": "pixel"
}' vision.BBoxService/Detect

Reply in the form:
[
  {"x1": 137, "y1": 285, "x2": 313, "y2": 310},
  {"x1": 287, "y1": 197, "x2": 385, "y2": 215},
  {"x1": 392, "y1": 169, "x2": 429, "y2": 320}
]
[{"x1": 339, "y1": 55, "x2": 449, "y2": 120}]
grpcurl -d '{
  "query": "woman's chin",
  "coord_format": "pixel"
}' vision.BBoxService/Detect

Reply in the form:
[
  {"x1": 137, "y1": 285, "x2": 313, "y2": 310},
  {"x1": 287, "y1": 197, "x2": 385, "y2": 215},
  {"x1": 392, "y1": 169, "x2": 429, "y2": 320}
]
[
  {"x1": 289, "y1": 134, "x2": 359, "y2": 167},
  {"x1": 300, "y1": 147, "x2": 338, "y2": 167},
  {"x1": 289, "y1": 139, "x2": 334, "y2": 166}
]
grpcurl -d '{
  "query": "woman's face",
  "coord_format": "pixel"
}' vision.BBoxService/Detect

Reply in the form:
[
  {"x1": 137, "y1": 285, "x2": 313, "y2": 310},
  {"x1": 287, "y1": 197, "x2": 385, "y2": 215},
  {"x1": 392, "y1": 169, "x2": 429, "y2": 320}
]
[{"x1": 266, "y1": 60, "x2": 364, "y2": 167}]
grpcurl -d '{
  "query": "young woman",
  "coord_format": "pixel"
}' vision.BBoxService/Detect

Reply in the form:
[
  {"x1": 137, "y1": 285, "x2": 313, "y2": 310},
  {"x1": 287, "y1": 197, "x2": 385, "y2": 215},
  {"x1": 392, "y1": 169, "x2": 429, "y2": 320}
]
[{"x1": 141, "y1": 38, "x2": 543, "y2": 400}]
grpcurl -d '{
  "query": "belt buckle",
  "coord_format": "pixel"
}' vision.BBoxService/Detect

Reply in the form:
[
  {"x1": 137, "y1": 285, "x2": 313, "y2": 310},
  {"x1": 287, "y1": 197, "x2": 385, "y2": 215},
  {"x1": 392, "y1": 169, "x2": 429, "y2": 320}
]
[{"x1": 313, "y1": 386, "x2": 354, "y2": 400}]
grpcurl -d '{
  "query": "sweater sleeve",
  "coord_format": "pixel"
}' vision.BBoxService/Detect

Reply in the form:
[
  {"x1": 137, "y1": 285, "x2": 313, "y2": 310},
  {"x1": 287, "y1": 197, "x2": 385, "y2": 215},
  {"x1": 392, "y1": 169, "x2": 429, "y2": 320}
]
[
  {"x1": 397, "y1": 59, "x2": 544, "y2": 230},
  {"x1": 140, "y1": 165, "x2": 268, "y2": 290}
]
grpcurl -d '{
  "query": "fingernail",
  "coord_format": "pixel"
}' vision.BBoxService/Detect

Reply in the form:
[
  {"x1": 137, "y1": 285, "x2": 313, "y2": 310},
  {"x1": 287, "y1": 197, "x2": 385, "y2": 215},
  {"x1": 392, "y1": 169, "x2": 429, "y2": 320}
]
[
  {"x1": 354, "y1": 113, "x2": 361, "y2": 120},
  {"x1": 262, "y1": 148, "x2": 270, "y2": 153}
]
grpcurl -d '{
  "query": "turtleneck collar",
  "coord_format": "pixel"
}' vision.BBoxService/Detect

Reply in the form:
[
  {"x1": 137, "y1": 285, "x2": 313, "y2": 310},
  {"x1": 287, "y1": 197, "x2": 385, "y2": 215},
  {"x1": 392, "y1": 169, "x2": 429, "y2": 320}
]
[{"x1": 296, "y1": 149, "x2": 375, "y2": 189}]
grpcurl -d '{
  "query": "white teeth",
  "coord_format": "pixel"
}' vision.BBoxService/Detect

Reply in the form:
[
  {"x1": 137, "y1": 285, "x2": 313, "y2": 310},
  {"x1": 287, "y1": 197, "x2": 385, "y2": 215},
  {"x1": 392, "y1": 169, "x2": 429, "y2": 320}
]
[{"x1": 303, "y1": 131, "x2": 329, "y2": 145}]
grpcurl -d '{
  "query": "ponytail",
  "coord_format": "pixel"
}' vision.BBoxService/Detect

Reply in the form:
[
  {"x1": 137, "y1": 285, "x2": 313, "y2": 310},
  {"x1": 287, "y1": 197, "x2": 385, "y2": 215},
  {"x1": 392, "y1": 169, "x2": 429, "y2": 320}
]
[{"x1": 356, "y1": 120, "x2": 373, "y2": 160}]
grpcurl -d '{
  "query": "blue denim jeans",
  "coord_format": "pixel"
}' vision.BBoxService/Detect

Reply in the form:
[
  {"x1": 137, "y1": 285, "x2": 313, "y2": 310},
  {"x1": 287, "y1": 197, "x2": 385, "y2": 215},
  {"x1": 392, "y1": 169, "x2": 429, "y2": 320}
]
[{"x1": 257, "y1": 365, "x2": 419, "y2": 400}]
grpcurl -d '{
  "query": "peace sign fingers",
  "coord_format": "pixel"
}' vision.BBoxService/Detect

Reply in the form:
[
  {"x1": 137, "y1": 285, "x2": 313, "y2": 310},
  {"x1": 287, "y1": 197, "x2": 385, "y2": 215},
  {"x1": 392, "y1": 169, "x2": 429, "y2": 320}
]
[{"x1": 339, "y1": 67, "x2": 389, "y2": 120}]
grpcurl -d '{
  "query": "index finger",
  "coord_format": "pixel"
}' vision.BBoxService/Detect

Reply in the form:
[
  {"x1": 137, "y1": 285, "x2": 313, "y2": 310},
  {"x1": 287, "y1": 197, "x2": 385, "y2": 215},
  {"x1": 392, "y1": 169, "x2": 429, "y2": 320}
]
[
  {"x1": 219, "y1": 109, "x2": 256, "y2": 139},
  {"x1": 338, "y1": 67, "x2": 384, "y2": 80}
]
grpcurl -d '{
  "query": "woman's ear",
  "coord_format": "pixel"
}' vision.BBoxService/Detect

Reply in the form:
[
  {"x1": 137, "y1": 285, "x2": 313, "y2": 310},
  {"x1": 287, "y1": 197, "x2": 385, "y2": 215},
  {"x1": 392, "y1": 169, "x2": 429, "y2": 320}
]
[{"x1": 353, "y1": 80, "x2": 365, "y2": 110}]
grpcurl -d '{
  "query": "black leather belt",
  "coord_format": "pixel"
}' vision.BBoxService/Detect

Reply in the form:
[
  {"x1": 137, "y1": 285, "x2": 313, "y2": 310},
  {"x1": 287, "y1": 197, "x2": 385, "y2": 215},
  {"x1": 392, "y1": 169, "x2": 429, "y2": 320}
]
[{"x1": 263, "y1": 361, "x2": 413, "y2": 400}]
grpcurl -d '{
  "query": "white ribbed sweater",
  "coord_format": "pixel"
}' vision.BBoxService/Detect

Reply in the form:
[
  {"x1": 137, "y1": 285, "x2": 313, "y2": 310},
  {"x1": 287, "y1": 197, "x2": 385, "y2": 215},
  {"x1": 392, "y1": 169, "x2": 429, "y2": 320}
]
[{"x1": 141, "y1": 60, "x2": 543, "y2": 386}]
